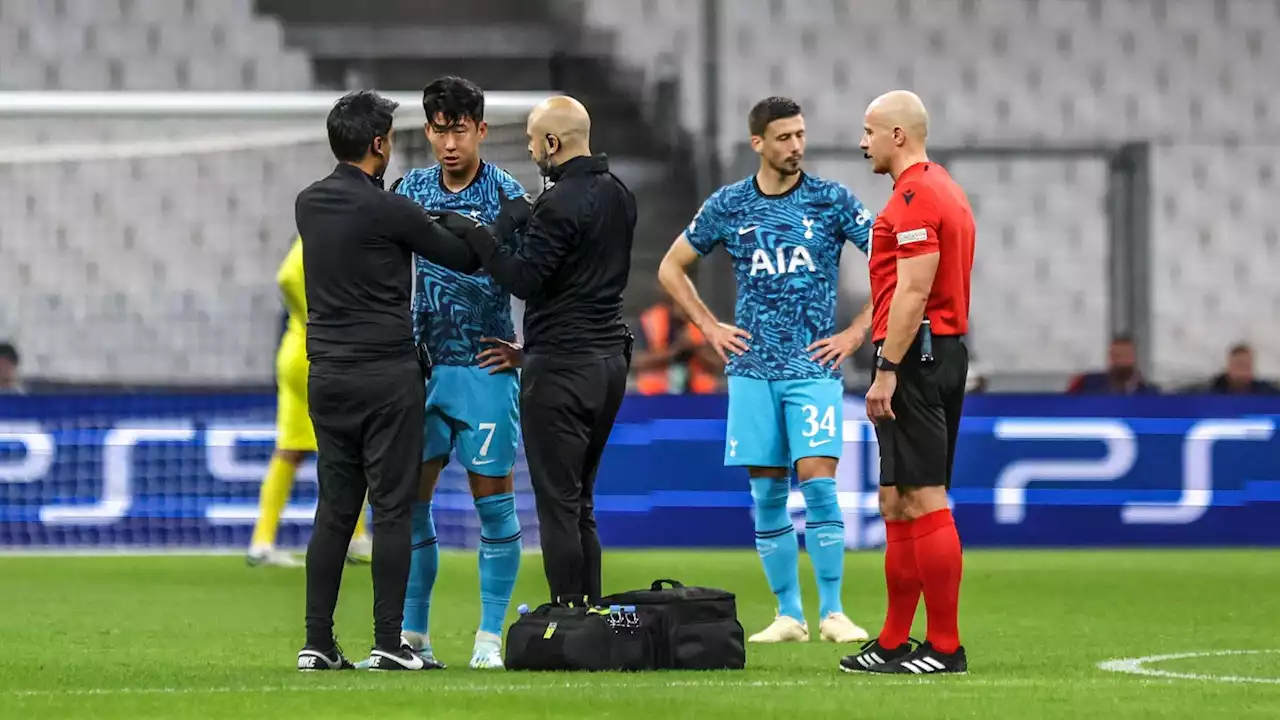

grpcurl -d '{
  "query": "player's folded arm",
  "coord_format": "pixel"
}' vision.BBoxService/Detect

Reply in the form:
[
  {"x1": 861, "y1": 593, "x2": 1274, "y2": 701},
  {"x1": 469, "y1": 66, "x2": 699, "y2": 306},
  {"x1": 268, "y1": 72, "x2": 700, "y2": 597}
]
[{"x1": 465, "y1": 193, "x2": 578, "y2": 300}]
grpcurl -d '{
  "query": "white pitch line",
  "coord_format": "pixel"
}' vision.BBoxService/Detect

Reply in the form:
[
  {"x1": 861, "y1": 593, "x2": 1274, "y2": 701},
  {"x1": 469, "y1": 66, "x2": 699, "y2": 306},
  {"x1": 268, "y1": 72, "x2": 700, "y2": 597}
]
[{"x1": 1098, "y1": 649, "x2": 1280, "y2": 685}]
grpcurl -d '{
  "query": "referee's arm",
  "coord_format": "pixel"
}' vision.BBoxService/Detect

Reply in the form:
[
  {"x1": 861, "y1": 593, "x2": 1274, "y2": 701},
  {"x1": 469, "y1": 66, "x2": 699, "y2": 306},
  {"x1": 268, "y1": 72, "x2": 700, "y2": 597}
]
[
  {"x1": 866, "y1": 245, "x2": 937, "y2": 421},
  {"x1": 466, "y1": 200, "x2": 576, "y2": 300},
  {"x1": 879, "y1": 197, "x2": 941, "y2": 364},
  {"x1": 881, "y1": 253, "x2": 939, "y2": 364},
  {"x1": 383, "y1": 193, "x2": 482, "y2": 273}
]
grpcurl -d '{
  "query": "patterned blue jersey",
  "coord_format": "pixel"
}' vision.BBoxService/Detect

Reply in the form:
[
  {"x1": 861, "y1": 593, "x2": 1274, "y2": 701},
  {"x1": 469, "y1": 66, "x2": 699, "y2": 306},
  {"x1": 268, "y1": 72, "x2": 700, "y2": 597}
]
[
  {"x1": 684, "y1": 173, "x2": 872, "y2": 381},
  {"x1": 397, "y1": 162, "x2": 527, "y2": 366}
]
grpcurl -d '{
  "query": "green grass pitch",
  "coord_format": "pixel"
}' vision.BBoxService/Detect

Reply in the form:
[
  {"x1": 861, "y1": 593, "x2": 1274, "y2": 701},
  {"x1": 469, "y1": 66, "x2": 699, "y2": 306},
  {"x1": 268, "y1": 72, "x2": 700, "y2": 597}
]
[{"x1": 1, "y1": 549, "x2": 1278, "y2": 719}]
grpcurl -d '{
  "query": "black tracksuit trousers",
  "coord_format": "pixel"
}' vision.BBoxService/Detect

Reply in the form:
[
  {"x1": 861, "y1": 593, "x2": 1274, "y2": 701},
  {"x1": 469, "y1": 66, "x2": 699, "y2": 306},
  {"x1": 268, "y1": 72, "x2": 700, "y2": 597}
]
[
  {"x1": 305, "y1": 356, "x2": 424, "y2": 652},
  {"x1": 520, "y1": 351, "x2": 629, "y2": 605}
]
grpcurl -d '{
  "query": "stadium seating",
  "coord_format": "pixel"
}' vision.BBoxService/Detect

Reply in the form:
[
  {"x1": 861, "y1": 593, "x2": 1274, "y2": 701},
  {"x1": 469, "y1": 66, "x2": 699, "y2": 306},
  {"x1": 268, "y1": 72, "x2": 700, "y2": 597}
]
[
  {"x1": 0, "y1": 0, "x2": 317, "y2": 381},
  {"x1": 576, "y1": 0, "x2": 1280, "y2": 382},
  {"x1": 1, "y1": 0, "x2": 1277, "y2": 383}
]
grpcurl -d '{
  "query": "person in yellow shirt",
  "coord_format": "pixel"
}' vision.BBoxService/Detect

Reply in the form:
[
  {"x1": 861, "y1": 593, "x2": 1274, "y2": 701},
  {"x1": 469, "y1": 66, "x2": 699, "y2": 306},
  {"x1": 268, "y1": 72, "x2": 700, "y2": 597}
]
[{"x1": 248, "y1": 235, "x2": 373, "y2": 567}]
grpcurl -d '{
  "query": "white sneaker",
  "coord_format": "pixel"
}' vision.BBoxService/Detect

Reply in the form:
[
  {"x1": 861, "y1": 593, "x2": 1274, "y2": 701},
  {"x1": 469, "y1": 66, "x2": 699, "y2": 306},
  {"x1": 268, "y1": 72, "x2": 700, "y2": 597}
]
[
  {"x1": 246, "y1": 546, "x2": 303, "y2": 568},
  {"x1": 819, "y1": 612, "x2": 870, "y2": 643},
  {"x1": 346, "y1": 535, "x2": 373, "y2": 565},
  {"x1": 469, "y1": 631, "x2": 504, "y2": 670},
  {"x1": 747, "y1": 614, "x2": 810, "y2": 643}
]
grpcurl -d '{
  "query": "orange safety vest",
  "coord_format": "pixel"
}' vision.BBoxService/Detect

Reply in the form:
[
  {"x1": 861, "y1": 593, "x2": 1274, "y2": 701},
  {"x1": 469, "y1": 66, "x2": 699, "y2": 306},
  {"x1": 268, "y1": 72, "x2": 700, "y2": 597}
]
[{"x1": 636, "y1": 304, "x2": 718, "y2": 395}]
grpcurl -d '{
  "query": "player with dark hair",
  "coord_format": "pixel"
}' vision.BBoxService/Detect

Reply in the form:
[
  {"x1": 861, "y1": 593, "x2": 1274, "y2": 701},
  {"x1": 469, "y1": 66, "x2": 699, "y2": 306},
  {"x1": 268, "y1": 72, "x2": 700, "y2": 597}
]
[
  {"x1": 392, "y1": 76, "x2": 528, "y2": 670},
  {"x1": 658, "y1": 96, "x2": 874, "y2": 645},
  {"x1": 841, "y1": 90, "x2": 975, "y2": 675}
]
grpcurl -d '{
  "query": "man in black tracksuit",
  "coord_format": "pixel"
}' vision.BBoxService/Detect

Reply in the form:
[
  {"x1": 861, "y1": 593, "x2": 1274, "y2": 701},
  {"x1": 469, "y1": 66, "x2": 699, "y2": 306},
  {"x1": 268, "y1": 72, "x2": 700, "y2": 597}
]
[
  {"x1": 294, "y1": 90, "x2": 482, "y2": 672},
  {"x1": 466, "y1": 96, "x2": 635, "y2": 606}
]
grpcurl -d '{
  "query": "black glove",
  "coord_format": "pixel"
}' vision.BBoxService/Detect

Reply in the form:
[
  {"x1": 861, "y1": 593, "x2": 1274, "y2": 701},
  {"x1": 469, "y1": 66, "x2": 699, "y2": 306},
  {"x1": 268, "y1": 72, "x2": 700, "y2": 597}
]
[
  {"x1": 495, "y1": 193, "x2": 534, "y2": 242},
  {"x1": 463, "y1": 223, "x2": 499, "y2": 263},
  {"x1": 429, "y1": 210, "x2": 483, "y2": 238}
]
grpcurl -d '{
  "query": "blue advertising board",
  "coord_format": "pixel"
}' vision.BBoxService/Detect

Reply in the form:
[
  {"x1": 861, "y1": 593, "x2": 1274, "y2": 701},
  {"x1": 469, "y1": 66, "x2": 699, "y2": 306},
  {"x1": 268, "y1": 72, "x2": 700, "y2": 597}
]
[{"x1": 1, "y1": 392, "x2": 1277, "y2": 549}]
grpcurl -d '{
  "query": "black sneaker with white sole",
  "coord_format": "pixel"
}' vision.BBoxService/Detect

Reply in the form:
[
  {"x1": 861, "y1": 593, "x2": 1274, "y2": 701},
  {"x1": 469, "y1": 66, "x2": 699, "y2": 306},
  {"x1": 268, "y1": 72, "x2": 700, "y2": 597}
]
[
  {"x1": 839, "y1": 638, "x2": 916, "y2": 673},
  {"x1": 867, "y1": 641, "x2": 967, "y2": 675},
  {"x1": 367, "y1": 642, "x2": 445, "y2": 671},
  {"x1": 297, "y1": 644, "x2": 355, "y2": 671}
]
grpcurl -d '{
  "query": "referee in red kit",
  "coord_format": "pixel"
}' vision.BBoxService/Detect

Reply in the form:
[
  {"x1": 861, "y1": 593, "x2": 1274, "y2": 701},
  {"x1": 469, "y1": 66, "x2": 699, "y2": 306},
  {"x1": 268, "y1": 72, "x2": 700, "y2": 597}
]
[{"x1": 841, "y1": 90, "x2": 975, "y2": 676}]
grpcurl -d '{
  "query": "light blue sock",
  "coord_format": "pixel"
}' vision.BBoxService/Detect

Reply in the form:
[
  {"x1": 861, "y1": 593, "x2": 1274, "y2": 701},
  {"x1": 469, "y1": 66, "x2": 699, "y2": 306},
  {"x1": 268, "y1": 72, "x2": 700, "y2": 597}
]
[
  {"x1": 800, "y1": 478, "x2": 845, "y2": 618},
  {"x1": 404, "y1": 501, "x2": 437, "y2": 637},
  {"x1": 750, "y1": 477, "x2": 803, "y2": 622},
  {"x1": 475, "y1": 492, "x2": 522, "y2": 637}
]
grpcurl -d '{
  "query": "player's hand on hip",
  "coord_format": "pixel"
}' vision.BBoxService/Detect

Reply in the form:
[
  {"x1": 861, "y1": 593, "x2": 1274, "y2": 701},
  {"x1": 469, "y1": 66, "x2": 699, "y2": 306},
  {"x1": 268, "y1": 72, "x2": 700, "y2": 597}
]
[
  {"x1": 477, "y1": 337, "x2": 523, "y2": 374},
  {"x1": 807, "y1": 324, "x2": 867, "y2": 369},
  {"x1": 865, "y1": 371, "x2": 897, "y2": 422},
  {"x1": 702, "y1": 323, "x2": 751, "y2": 364}
]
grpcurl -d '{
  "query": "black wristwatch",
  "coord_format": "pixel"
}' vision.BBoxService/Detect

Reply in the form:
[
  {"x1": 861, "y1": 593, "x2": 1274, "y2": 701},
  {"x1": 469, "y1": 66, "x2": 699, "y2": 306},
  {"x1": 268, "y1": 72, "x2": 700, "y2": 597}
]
[{"x1": 875, "y1": 355, "x2": 899, "y2": 372}]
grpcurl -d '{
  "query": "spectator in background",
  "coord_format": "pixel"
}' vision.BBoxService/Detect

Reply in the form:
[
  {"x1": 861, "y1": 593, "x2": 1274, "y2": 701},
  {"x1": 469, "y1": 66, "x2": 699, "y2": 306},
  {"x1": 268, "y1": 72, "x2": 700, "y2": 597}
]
[
  {"x1": 0, "y1": 342, "x2": 22, "y2": 394},
  {"x1": 632, "y1": 290, "x2": 723, "y2": 395},
  {"x1": 1067, "y1": 334, "x2": 1159, "y2": 395},
  {"x1": 1200, "y1": 343, "x2": 1278, "y2": 394}
]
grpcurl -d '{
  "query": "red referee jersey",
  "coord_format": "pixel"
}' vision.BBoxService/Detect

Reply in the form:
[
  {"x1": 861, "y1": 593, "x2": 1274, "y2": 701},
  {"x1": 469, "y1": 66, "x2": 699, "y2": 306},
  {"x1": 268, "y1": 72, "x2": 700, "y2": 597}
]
[{"x1": 869, "y1": 162, "x2": 975, "y2": 343}]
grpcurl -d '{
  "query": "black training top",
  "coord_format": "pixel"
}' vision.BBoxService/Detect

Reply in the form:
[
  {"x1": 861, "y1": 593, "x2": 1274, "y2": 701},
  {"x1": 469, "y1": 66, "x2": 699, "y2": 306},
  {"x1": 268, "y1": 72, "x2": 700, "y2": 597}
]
[
  {"x1": 468, "y1": 155, "x2": 636, "y2": 356},
  {"x1": 296, "y1": 162, "x2": 480, "y2": 363}
]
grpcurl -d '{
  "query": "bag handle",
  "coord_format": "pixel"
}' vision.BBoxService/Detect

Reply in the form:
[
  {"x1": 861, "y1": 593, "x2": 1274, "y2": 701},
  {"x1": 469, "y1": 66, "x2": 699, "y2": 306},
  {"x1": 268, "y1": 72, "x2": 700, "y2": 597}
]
[{"x1": 650, "y1": 579, "x2": 685, "y2": 590}]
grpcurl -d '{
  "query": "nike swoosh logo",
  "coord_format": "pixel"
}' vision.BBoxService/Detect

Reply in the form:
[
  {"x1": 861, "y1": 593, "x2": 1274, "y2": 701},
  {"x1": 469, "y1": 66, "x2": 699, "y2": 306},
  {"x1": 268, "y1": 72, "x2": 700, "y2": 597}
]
[
  {"x1": 808, "y1": 439, "x2": 833, "y2": 448},
  {"x1": 818, "y1": 538, "x2": 842, "y2": 547},
  {"x1": 738, "y1": 226, "x2": 758, "y2": 235},
  {"x1": 371, "y1": 651, "x2": 424, "y2": 670},
  {"x1": 472, "y1": 458, "x2": 496, "y2": 466}
]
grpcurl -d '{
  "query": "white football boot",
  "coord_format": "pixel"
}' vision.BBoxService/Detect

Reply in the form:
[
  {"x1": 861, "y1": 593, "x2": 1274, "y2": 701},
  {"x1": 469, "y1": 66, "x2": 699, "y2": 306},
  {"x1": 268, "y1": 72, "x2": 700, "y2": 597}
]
[
  {"x1": 747, "y1": 613, "x2": 810, "y2": 643},
  {"x1": 819, "y1": 612, "x2": 870, "y2": 643},
  {"x1": 469, "y1": 631, "x2": 504, "y2": 670}
]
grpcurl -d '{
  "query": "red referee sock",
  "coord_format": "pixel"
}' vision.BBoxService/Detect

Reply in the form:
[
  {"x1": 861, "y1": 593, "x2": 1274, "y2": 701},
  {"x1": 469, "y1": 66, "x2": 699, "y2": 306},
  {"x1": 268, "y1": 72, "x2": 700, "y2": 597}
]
[
  {"x1": 877, "y1": 519, "x2": 920, "y2": 649},
  {"x1": 912, "y1": 508, "x2": 963, "y2": 654}
]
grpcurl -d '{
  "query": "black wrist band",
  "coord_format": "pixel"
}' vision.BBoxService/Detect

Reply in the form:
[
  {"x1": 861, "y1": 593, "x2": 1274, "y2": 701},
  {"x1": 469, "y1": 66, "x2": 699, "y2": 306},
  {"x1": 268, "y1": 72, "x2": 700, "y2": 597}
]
[{"x1": 876, "y1": 356, "x2": 899, "y2": 372}]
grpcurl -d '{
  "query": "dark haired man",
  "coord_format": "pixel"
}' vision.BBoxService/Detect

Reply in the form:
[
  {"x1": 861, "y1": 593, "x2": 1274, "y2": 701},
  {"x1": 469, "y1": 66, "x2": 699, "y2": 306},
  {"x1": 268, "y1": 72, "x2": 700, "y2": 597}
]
[
  {"x1": 657, "y1": 96, "x2": 874, "y2": 645},
  {"x1": 0, "y1": 341, "x2": 22, "y2": 394},
  {"x1": 295, "y1": 90, "x2": 481, "y2": 672},
  {"x1": 388, "y1": 76, "x2": 528, "y2": 670}
]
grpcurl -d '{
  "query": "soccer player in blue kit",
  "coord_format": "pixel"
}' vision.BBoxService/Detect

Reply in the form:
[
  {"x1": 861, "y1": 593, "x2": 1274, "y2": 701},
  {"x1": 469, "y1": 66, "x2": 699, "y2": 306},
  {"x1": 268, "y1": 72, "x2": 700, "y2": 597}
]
[
  {"x1": 658, "y1": 97, "x2": 874, "y2": 644},
  {"x1": 392, "y1": 77, "x2": 528, "y2": 669}
]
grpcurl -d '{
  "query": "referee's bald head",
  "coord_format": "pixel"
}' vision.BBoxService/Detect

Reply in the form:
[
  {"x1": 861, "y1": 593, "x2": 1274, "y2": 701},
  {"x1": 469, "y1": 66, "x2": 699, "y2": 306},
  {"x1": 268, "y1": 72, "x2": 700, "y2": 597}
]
[
  {"x1": 527, "y1": 96, "x2": 592, "y2": 175},
  {"x1": 860, "y1": 90, "x2": 930, "y2": 177},
  {"x1": 528, "y1": 96, "x2": 591, "y2": 144}
]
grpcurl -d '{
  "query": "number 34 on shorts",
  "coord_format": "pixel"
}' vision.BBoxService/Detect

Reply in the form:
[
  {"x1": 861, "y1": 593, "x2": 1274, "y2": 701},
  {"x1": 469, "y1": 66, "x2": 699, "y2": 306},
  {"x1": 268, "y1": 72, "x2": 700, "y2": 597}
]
[{"x1": 724, "y1": 377, "x2": 844, "y2": 467}]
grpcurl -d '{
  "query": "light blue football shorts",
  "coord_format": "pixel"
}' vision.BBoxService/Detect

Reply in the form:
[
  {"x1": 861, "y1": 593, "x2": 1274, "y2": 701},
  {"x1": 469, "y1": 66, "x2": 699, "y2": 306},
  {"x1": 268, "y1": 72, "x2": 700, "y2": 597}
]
[
  {"x1": 724, "y1": 376, "x2": 844, "y2": 468},
  {"x1": 423, "y1": 365, "x2": 520, "y2": 476}
]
